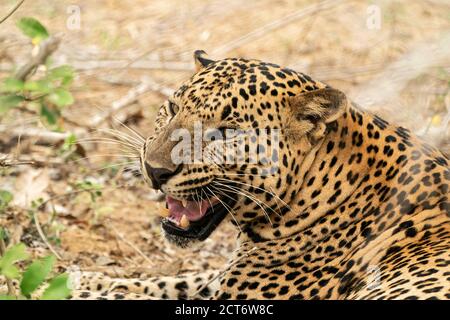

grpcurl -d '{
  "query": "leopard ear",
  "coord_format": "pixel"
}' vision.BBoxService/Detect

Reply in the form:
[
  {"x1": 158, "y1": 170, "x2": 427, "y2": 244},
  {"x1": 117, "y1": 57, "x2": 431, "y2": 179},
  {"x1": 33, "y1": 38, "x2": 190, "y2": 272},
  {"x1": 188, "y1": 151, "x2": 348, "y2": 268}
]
[
  {"x1": 194, "y1": 50, "x2": 215, "y2": 72},
  {"x1": 288, "y1": 87, "x2": 347, "y2": 143}
]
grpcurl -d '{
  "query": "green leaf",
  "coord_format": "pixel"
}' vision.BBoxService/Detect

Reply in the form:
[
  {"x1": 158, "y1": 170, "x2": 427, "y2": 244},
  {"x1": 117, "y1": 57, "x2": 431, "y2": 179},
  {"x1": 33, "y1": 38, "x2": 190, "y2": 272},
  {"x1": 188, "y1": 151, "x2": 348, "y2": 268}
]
[
  {"x1": 1, "y1": 264, "x2": 20, "y2": 279},
  {"x1": 0, "y1": 243, "x2": 29, "y2": 265},
  {"x1": 24, "y1": 79, "x2": 52, "y2": 94},
  {"x1": 64, "y1": 134, "x2": 77, "y2": 146},
  {"x1": 0, "y1": 95, "x2": 24, "y2": 113},
  {"x1": 60, "y1": 134, "x2": 77, "y2": 153},
  {"x1": 47, "y1": 89, "x2": 74, "y2": 107},
  {"x1": 0, "y1": 190, "x2": 13, "y2": 208},
  {"x1": 0, "y1": 243, "x2": 29, "y2": 279},
  {"x1": 40, "y1": 104, "x2": 59, "y2": 125},
  {"x1": 1, "y1": 78, "x2": 24, "y2": 93},
  {"x1": 41, "y1": 274, "x2": 71, "y2": 300},
  {"x1": 48, "y1": 66, "x2": 74, "y2": 86},
  {"x1": 20, "y1": 255, "x2": 55, "y2": 297},
  {"x1": 16, "y1": 18, "x2": 49, "y2": 44}
]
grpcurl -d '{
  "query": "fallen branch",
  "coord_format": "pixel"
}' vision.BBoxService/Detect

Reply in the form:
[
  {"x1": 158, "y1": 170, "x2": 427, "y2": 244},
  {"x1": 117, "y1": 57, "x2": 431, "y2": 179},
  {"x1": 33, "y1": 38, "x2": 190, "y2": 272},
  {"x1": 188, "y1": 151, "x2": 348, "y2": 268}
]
[
  {"x1": 1, "y1": 59, "x2": 193, "y2": 73},
  {"x1": 69, "y1": 59, "x2": 192, "y2": 72},
  {"x1": 0, "y1": 156, "x2": 34, "y2": 167},
  {"x1": 89, "y1": 77, "x2": 174, "y2": 127},
  {"x1": 0, "y1": 153, "x2": 64, "y2": 167},
  {"x1": 14, "y1": 36, "x2": 60, "y2": 81},
  {"x1": 0, "y1": 126, "x2": 81, "y2": 144}
]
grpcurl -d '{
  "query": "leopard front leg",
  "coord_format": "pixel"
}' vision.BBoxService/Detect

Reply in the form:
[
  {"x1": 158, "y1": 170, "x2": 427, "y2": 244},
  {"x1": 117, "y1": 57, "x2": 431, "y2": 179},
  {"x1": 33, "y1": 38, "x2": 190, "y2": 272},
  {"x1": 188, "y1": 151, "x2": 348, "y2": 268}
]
[{"x1": 70, "y1": 270, "x2": 221, "y2": 300}]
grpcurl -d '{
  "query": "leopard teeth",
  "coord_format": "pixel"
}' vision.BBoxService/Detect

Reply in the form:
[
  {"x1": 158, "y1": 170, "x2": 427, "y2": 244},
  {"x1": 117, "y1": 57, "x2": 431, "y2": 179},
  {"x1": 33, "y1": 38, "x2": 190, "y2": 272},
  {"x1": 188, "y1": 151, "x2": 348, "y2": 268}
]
[
  {"x1": 180, "y1": 214, "x2": 190, "y2": 229},
  {"x1": 158, "y1": 207, "x2": 170, "y2": 218},
  {"x1": 181, "y1": 199, "x2": 188, "y2": 207}
]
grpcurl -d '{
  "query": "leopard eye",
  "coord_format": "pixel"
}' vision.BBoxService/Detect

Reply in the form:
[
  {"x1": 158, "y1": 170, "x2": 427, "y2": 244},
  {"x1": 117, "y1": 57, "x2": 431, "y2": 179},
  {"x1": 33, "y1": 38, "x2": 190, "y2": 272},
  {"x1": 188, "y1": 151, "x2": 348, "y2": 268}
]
[
  {"x1": 218, "y1": 126, "x2": 239, "y2": 139},
  {"x1": 204, "y1": 127, "x2": 230, "y2": 141},
  {"x1": 167, "y1": 101, "x2": 179, "y2": 117}
]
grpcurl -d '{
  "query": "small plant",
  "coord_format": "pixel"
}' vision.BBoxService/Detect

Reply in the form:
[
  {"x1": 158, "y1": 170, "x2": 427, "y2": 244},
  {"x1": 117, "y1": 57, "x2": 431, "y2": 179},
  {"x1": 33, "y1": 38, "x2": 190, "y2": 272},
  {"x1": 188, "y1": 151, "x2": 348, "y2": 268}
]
[
  {"x1": 0, "y1": 190, "x2": 13, "y2": 213},
  {"x1": 73, "y1": 180, "x2": 108, "y2": 225},
  {"x1": 58, "y1": 134, "x2": 78, "y2": 155},
  {"x1": 0, "y1": 229, "x2": 71, "y2": 300},
  {"x1": 75, "y1": 180, "x2": 103, "y2": 203},
  {"x1": 0, "y1": 17, "x2": 75, "y2": 129}
]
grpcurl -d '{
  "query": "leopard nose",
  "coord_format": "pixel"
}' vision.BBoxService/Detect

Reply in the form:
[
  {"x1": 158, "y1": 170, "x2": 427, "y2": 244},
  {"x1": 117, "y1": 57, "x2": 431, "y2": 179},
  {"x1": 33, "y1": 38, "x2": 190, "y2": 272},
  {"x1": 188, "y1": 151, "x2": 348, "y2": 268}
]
[{"x1": 144, "y1": 162, "x2": 179, "y2": 190}]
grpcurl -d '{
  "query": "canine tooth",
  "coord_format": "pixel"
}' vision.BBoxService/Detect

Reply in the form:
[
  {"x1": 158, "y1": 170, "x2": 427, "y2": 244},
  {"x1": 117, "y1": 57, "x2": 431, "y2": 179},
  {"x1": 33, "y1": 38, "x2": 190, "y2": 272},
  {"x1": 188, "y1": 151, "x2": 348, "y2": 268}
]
[
  {"x1": 182, "y1": 199, "x2": 188, "y2": 207},
  {"x1": 158, "y1": 207, "x2": 170, "y2": 218},
  {"x1": 180, "y1": 214, "x2": 190, "y2": 228}
]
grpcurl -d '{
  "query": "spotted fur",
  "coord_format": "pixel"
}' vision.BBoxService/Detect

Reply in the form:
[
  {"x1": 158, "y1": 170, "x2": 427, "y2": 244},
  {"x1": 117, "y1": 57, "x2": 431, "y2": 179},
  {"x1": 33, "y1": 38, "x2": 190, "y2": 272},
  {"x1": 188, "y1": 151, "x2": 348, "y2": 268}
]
[{"x1": 71, "y1": 51, "x2": 449, "y2": 300}]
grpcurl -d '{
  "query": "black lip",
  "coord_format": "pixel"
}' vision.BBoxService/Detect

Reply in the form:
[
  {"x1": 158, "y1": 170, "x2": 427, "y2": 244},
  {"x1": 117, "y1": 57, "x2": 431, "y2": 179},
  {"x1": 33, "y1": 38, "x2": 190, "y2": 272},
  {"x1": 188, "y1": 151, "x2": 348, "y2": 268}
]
[{"x1": 161, "y1": 190, "x2": 237, "y2": 241}]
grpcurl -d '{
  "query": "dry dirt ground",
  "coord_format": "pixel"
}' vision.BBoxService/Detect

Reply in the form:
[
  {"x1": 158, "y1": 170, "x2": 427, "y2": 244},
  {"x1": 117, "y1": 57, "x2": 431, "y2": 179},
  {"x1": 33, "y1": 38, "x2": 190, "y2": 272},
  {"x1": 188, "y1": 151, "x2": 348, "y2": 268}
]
[{"x1": 0, "y1": 0, "x2": 449, "y2": 294}]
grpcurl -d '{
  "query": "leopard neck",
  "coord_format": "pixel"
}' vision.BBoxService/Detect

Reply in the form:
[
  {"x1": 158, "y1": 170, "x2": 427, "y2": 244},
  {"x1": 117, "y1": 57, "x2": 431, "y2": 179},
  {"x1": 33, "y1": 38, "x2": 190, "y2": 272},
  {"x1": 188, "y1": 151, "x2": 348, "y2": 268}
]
[{"x1": 241, "y1": 103, "x2": 379, "y2": 243}]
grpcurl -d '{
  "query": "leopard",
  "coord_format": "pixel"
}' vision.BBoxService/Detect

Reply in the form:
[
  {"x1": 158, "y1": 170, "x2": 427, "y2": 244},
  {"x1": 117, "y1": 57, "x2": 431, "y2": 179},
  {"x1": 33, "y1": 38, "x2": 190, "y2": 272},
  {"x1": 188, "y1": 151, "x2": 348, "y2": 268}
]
[{"x1": 62, "y1": 51, "x2": 450, "y2": 299}]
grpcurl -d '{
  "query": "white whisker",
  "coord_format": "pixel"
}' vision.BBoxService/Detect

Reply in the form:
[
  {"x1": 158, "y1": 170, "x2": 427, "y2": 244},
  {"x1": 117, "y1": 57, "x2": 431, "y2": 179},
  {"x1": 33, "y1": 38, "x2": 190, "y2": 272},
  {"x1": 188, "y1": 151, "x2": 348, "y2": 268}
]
[
  {"x1": 111, "y1": 114, "x2": 145, "y2": 141},
  {"x1": 214, "y1": 180, "x2": 282, "y2": 219},
  {"x1": 217, "y1": 177, "x2": 291, "y2": 211},
  {"x1": 98, "y1": 128, "x2": 143, "y2": 148},
  {"x1": 211, "y1": 181, "x2": 274, "y2": 226},
  {"x1": 206, "y1": 186, "x2": 243, "y2": 233}
]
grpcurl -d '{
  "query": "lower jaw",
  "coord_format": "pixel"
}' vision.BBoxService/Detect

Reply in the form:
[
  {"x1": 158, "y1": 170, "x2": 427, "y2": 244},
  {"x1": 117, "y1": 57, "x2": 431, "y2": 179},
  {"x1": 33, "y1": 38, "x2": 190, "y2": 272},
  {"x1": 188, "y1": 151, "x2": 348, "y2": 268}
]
[{"x1": 161, "y1": 192, "x2": 237, "y2": 245}]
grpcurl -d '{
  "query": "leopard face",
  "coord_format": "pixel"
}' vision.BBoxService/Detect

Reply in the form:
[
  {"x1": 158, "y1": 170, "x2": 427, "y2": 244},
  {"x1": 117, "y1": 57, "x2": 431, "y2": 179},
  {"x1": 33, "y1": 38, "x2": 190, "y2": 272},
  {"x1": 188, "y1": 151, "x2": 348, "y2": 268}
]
[{"x1": 140, "y1": 50, "x2": 347, "y2": 247}]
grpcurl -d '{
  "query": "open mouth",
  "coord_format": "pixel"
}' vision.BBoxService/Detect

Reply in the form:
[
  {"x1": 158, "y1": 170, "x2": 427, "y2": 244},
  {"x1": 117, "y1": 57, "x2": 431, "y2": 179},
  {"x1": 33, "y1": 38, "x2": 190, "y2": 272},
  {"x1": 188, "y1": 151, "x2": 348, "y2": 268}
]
[{"x1": 158, "y1": 188, "x2": 237, "y2": 241}]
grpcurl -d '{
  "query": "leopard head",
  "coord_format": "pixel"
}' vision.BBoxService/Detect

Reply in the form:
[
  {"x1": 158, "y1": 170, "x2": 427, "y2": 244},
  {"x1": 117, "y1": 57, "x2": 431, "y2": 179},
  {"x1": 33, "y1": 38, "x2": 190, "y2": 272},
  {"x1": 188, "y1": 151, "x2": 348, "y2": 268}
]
[{"x1": 140, "y1": 50, "x2": 348, "y2": 247}]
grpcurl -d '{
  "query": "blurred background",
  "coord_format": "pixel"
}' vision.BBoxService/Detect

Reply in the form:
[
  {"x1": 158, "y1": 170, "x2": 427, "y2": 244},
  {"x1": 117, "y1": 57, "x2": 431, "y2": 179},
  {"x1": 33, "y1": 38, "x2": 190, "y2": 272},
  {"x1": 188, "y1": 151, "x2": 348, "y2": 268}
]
[{"x1": 0, "y1": 0, "x2": 449, "y2": 287}]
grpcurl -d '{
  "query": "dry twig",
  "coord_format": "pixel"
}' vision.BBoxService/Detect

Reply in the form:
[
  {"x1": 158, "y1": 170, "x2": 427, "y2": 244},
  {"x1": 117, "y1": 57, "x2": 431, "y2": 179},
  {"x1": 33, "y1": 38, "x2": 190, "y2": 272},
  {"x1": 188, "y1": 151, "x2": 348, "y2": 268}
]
[
  {"x1": 15, "y1": 37, "x2": 58, "y2": 80},
  {"x1": 0, "y1": 0, "x2": 26, "y2": 25},
  {"x1": 0, "y1": 126, "x2": 81, "y2": 145},
  {"x1": 0, "y1": 153, "x2": 66, "y2": 167},
  {"x1": 89, "y1": 77, "x2": 174, "y2": 127},
  {"x1": 0, "y1": 156, "x2": 34, "y2": 167},
  {"x1": 32, "y1": 210, "x2": 63, "y2": 260},
  {"x1": 69, "y1": 59, "x2": 192, "y2": 72},
  {"x1": 212, "y1": 0, "x2": 342, "y2": 56},
  {"x1": 14, "y1": 36, "x2": 60, "y2": 81}
]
